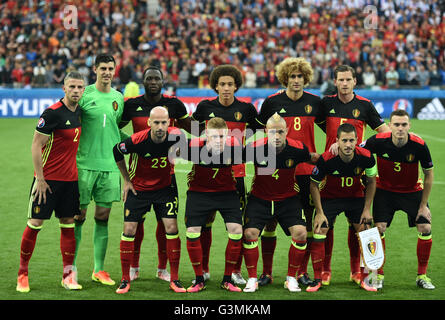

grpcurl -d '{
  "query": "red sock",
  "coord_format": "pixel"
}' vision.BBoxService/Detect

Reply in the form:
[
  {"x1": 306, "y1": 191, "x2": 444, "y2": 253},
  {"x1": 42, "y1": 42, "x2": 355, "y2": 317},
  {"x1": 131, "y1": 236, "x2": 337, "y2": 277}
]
[
  {"x1": 261, "y1": 234, "x2": 276, "y2": 275},
  {"x1": 131, "y1": 221, "x2": 144, "y2": 268},
  {"x1": 60, "y1": 225, "x2": 76, "y2": 278},
  {"x1": 166, "y1": 234, "x2": 181, "y2": 281},
  {"x1": 323, "y1": 228, "x2": 334, "y2": 273},
  {"x1": 243, "y1": 239, "x2": 259, "y2": 279},
  {"x1": 378, "y1": 234, "x2": 386, "y2": 275},
  {"x1": 348, "y1": 227, "x2": 361, "y2": 275},
  {"x1": 120, "y1": 235, "x2": 134, "y2": 282},
  {"x1": 310, "y1": 235, "x2": 325, "y2": 280},
  {"x1": 417, "y1": 234, "x2": 432, "y2": 275},
  {"x1": 288, "y1": 239, "x2": 307, "y2": 278},
  {"x1": 18, "y1": 225, "x2": 40, "y2": 276},
  {"x1": 200, "y1": 227, "x2": 212, "y2": 273},
  {"x1": 298, "y1": 236, "x2": 312, "y2": 276},
  {"x1": 233, "y1": 244, "x2": 244, "y2": 273},
  {"x1": 224, "y1": 237, "x2": 242, "y2": 276},
  {"x1": 156, "y1": 221, "x2": 168, "y2": 270},
  {"x1": 187, "y1": 237, "x2": 203, "y2": 277}
]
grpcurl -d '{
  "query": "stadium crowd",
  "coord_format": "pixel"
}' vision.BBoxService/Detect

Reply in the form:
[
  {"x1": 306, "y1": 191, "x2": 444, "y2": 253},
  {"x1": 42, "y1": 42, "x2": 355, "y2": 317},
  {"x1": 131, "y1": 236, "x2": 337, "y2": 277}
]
[{"x1": 0, "y1": 0, "x2": 444, "y2": 90}]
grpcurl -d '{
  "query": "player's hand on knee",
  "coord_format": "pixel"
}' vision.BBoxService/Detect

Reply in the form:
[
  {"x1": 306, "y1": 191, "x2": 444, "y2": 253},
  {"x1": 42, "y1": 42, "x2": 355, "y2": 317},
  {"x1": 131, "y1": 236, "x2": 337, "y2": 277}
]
[
  {"x1": 416, "y1": 205, "x2": 431, "y2": 223},
  {"x1": 123, "y1": 181, "x2": 137, "y2": 203},
  {"x1": 313, "y1": 212, "x2": 328, "y2": 234},
  {"x1": 33, "y1": 178, "x2": 52, "y2": 205}
]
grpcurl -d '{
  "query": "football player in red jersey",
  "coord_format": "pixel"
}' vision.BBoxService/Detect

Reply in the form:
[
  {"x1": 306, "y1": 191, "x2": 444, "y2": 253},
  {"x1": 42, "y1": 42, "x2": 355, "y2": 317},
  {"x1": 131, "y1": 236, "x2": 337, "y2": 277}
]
[
  {"x1": 361, "y1": 109, "x2": 434, "y2": 289},
  {"x1": 256, "y1": 57, "x2": 325, "y2": 287},
  {"x1": 17, "y1": 72, "x2": 85, "y2": 293},
  {"x1": 113, "y1": 107, "x2": 187, "y2": 294},
  {"x1": 119, "y1": 66, "x2": 191, "y2": 283},
  {"x1": 321, "y1": 65, "x2": 390, "y2": 286},
  {"x1": 242, "y1": 114, "x2": 320, "y2": 293},
  {"x1": 184, "y1": 117, "x2": 244, "y2": 293},
  {"x1": 191, "y1": 65, "x2": 258, "y2": 285},
  {"x1": 310, "y1": 123, "x2": 377, "y2": 292}
]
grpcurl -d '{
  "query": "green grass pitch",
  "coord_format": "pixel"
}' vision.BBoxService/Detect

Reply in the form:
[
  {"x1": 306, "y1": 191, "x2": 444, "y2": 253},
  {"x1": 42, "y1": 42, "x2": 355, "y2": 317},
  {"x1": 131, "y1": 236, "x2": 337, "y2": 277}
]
[{"x1": 0, "y1": 118, "x2": 444, "y2": 301}]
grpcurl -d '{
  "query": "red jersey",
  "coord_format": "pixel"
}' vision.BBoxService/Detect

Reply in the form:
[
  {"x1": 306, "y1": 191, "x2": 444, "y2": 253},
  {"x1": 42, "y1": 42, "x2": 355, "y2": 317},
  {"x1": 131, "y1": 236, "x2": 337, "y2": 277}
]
[
  {"x1": 247, "y1": 138, "x2": 311, "y2": 201},
  {"x1": 192, "y1": 97, "x2": 258, "y2": 178},
  {"x1": 311, "y1": 147, "x2": 376, "y2": 199},
  {"x1": 186, "y1": 137, "x2": 242, "y2": 192},
  {"x1": 361, "y1": 132, "x2": 433, "y2": 193},
  {"x1": 35, "y1": 100, "x2": 81, "y2": 181},
  {"x1": 113, "y1": 127, "x2": 186, "y2": 191},
  {"x1": 257, "y1": 91, "x2": 324, "y2": 175},
  {"x1": 321, "y1": 93, "x2": 385, "y2": 150}
]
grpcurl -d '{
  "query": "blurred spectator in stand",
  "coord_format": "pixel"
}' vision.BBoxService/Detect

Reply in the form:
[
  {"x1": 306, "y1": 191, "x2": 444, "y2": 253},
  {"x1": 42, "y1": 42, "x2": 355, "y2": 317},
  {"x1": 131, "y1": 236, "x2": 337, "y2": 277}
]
[
  {"x1": 362, "y1": 66, "x2": 376, "y2": 88},
  {"x1": 385, "y1": 65, "x2": 399, "y2": 88},
  {"x1": 418, "y1": 64, "x2": 430, "y2": 87},
  {"x1": 406, "y1": 65, "x2": 419, "y2": 86},
  {"x1": 52, "y1": 60, "x2": 66, "y2": 85},
  {"x1": 429, "y1": 64, "x2": 442, "y2": 88},
  {"x1": 244, "y1": 65, "x2": 257, "y2": 88},
  {"x1": 178, "y1": 65, "x2": 191, "y2": 87},
  {"x1": 11, "y1": 62, "x2": 24, "y2": 88},
  {"x1": 32, "y1": 61, "x2": 46, "y2": 87},
  {"x1": 397, "y1": 62, "x2": 409, "y2": 85}
]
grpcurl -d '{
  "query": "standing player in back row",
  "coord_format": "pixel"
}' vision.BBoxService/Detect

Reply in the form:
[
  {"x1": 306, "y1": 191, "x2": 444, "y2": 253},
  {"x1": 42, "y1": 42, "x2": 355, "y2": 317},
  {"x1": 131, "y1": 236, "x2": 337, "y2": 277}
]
[
  {"x1": 119, "y1": 66, "x2": 191, "y2": 283},
  {"x1": 320, "y1": 65, "x2": 390, "y2": 287},
  {"x1": 360, "y1": 109, "x2": 435, "y2": 289},
  {"x1": 191, "y1": 65, "x2": 258, "y2": 285},
  {"x1": 17, "y1": 72, "x2": 85, "y2": 293},
  {"x1": 255, "y1": 57, "x2": 325, "y2": 287},
  {"x1": 74, "y1": 54, "x2": 125, "y2": 286}
]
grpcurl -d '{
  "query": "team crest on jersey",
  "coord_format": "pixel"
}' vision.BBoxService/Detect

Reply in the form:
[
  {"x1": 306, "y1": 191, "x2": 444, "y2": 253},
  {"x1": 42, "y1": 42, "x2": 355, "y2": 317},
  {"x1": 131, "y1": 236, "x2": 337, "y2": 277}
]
[
  {"x1": 367, "y1": 238, "x2": 378, "y2": 256},
  {"x1": 285, "y1": 159, "x2": 294, "y2": 168},
  {"x1": 112, "y1": 101, "x2": 118, "y2": 111},
  {"x1": 37, "y1": 118, "x2": 45, "y2": 128},
  {"x1": 352, "y1": 109, "x2": 360, "y2": 118},
  {"x1": 406, "y1": 154, "x2": 415, "y2": 162},
  {"x1": 354, "y1": 167, "x2": 363, "y2": 175},
  {"x1": 125, "y1": 209, "x2": 130, "y2": 217},
  {"x1": 304, "y1": 105, "x2": 312, "y2": 114},
  {"x1": 34, "y1": 206, "x2": 40, "y2": 214},
  {"x1": 119, "y1": 143, "x2": 127, "y2": 153},
  {"x1": 234, "y1": 111, "x2": 243, "y2": 121}
]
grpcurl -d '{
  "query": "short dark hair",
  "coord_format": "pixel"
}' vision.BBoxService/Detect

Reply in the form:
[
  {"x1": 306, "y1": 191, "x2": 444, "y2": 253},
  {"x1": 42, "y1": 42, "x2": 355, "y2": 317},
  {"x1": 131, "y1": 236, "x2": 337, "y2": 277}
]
[
  {"x1": 142, "y1": 66, "x2": 164, "y2": 80},
  {"x1": 337, "y1": 123, "x2": 357, "y2": 138},
  {"x1": 209, "y1": 65, "x2": 243, "y2": 93},
  {"x1": 94, "y1": 54, "x2": 116, "y2": 67},
  {"x1": 390, "y1": 109, "x2": 410, "y2": 120},
  {"x1": 334, "y1": 65, "x2": 356, "y2": 79}
]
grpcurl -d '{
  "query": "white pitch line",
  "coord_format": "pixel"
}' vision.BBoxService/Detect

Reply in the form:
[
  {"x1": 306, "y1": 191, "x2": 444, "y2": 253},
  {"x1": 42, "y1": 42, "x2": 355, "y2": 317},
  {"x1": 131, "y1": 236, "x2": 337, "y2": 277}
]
[{"x1": 415, "y1": 133, "x2": 445, "y2": 143}]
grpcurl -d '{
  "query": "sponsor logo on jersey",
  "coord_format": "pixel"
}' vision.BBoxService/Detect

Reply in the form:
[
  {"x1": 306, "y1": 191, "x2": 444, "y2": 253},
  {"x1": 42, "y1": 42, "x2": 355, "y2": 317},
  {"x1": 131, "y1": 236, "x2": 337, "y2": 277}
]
[
  {"x1": 209, "y1": 112, "x2": 215, "y2": 118},
  {"x1": 279, "y1": 108, "x2": 286, "y2": 114},
  {"x1": 65, "y1": 120, "x2": 71, "y2": 125},
  {"x1": 37, "y1": 118, "x2": 45, "y2": 128}
]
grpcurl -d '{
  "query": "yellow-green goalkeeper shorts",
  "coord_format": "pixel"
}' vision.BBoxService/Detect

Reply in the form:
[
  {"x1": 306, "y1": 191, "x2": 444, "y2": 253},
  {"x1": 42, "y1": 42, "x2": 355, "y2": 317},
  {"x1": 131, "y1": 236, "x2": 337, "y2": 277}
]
[{"x1": 78, "y1": 169, "x2": 121, "y2": 209}]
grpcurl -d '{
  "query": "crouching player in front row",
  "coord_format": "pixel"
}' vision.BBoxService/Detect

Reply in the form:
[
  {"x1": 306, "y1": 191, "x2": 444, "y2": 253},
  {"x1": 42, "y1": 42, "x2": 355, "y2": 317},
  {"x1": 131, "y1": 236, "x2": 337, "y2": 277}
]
[
  {"x1": 361, "y1": 109, "x2": 435, "y2": 289},
  {"x1": 112, "y1": 107, "x2": 187, "y2": 294},
  {"x1": 310, "y1": 123, "x2": 378, "y2": 292},
  {"x1": 242, "y1": 113, "x2": 320, "y2": 293}
]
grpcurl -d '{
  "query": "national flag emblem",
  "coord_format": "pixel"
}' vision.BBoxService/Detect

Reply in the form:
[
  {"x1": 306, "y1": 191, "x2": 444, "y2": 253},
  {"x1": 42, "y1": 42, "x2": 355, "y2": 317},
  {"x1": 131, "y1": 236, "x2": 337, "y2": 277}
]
[
  {"x1": 234, "y1": 111, "x2": 242, "y2": 121},
  {"x1": 112, "y1": 101, "x2": 118, "y2": 111},
  {"x1": 304, "y1": 104, "x2": 312, "y2": 114},
  {"x1": 406, "y1": 154, "x2": 415, "y2": 162},
  {"x1": 285, "y1": 159, "x2": 294, "y2": 168},
  {"x1": 367, "y1": 239, "x2": 377, "y2": 256},
  {"x1": 352, "y1": 108, "x2": 360, "y2": 118},
  {"x1": 37, "y1": 118, "x2": 45, "y2": 128}
]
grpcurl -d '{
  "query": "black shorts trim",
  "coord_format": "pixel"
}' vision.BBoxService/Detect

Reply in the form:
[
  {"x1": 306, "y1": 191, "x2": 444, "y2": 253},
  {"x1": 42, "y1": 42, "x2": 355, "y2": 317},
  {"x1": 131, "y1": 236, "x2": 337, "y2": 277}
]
[
  {"x1": 244, "y1": 194, "x2": 306, "y2": 236},
  {"x1": 28, "y1": 179, "x2": 80, "y2": 220},
  {"x1": 372, "y1": 188, "x2": 429, "y2": 228},
  {"x1": 185, "y1": 191, "x2": 242, "y2": 228}
]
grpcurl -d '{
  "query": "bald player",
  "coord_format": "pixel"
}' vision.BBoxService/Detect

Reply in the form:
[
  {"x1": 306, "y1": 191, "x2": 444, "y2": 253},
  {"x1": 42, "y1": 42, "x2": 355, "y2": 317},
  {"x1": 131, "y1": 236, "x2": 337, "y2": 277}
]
[
  {"x1": 112, "y1": 107, "x2": 187, "y2": 294},
  {"x1": 242, "y1": 114, "x2": 320, "y2": 293}
]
